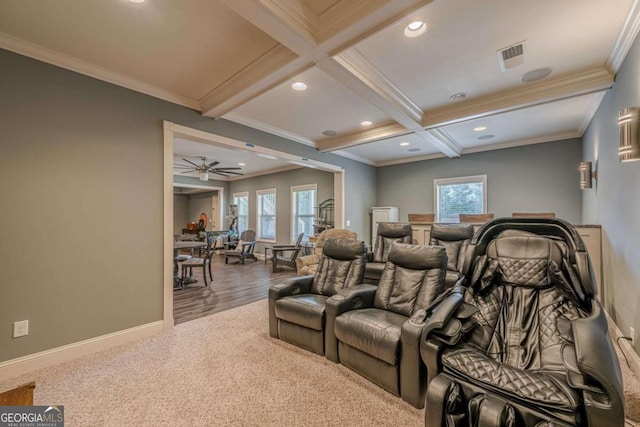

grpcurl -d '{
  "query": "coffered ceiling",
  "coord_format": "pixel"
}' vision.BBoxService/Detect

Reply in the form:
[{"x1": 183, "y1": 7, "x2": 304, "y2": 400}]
[{"x1": 1, "y1": 0, "x2": 638, "y2": 168}]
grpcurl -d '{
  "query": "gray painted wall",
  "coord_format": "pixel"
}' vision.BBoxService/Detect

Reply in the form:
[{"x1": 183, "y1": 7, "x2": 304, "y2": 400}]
[
  {"x1": 0, "y1": 48, "x2": 376, "y2": 362},
  {"x1": 228, "y1": 167, "x2": 334, "y2": 252},
  {"x1": 174, "y1": 194, "x2": 190, "y2": 234},
  {"x1": 377, "y1": 139, "x2": 583, "y2": 224},
  {"x1": 188, "y1": 191, "x2": 218, "y2": 231},
  {"x1": 582, "y1": 30, "x2": 640, "y2": 350}
]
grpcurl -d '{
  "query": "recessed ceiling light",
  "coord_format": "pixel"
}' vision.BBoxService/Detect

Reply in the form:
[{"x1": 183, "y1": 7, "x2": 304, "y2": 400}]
[
  {"x1": 291, "y1": 81, "x2": 307, "y2": 91},
  {"x1": 129, "y1": 0, "x2": 144, "y2": 3},
  {"x1": 474, "y1": 126, "x2": 487, "y2": 132},
  {"x1": 408, "y1": 148, "x2": 422, "y2": 152},
  {"x1": 361, "y1": 121, "x2": 373, "y2": 126},
  {"x1": 449, "y1": 92, "x2": 468, "y2": 102},
  {"x1": 400, "y1": 142, "x2": 410, "y2": 146},
  {"x1": 257, "y1": 153, "x2": 279, "y2": 160},
  {"x1": 238, "y1": 163, "x2": 246, "y2": 166},
  {"x1": 478, "y1": 134, "x2": 495, "y2": 140},
  {"x1": 404, "y1": 21, "x2": 427, "y2": 37},
  {"x1": 520, "y1": 67, "x2": 552, "y2": 83},
  {"x1": 322, "y1": 130, "x2": 337, "y2": 137}
]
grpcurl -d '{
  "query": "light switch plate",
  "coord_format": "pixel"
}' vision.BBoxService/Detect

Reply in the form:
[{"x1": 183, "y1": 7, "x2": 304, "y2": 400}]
[{"x1": 13, "y1": 320, "x2": 29, "y2": 338}]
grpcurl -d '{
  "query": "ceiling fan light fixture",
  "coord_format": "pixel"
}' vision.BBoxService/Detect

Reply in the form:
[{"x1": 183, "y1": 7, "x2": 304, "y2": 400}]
[
  {"x1": 198, "y1": 171, "x2": 209, "y2": 181},
  {"x1": 404, "y1": 21, "x2": 427, "y2": 37}
]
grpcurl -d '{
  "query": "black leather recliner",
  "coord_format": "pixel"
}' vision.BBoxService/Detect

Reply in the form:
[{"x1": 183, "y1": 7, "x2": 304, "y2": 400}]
[
  {"x1": 268, "y1": 238, "x2": 366, "y2": 355},
  {"x1": 363, "y1": 222, "x2": 413, "y2": 284},
  {"x1": 326, "y1": 242, "x2": 447, "y2": 408},
  {"x1": 428, "y1": 223, "x2": 474, "y2": 288},
  {"x1": 420, "y1": 218, "x2": 624, "y2": 426}
]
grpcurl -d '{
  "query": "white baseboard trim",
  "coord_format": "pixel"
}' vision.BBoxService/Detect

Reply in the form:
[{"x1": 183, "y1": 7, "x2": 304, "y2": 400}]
[
  {"x1": 0, "y1": 320, "x2": 164, "y2": 381},
  {"x1": 606, "y1": 310, "x2": 640, "y2": 378}
]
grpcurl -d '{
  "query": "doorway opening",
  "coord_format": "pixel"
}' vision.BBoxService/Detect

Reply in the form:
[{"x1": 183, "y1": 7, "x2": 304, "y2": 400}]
[{"x1": 163, "y1": 121, "x2": 345, "y2": 327}]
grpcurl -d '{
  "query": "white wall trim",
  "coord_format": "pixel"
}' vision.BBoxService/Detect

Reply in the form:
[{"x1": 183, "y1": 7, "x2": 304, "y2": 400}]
[
  {"x1": 606, "y1": 0, "x2": 640, "y2": 74},
  {"x1": 0, "y1": 321, "x2": 163, "y2": 381},
  {"x1": 0, "y1": 32, "x2": 200, "y2": 110}
]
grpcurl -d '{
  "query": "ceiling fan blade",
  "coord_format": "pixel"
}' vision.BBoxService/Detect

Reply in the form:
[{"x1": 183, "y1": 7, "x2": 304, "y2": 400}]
[
  {"x1": 207, "y1": 161, "x2": 219, "y2": 168},
  {"x1": 182, "y1": 158, "x2": 199, "y2": 167},
  {"x1": 216, "y1": 171, "x2": 243, "y2": 175},
  {"x1": 174, "y1": 165, "x2": 195, "y2": 169}
]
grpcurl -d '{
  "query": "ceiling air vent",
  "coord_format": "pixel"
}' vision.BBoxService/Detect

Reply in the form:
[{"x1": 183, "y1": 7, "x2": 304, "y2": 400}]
[{"x1": 497, "y1": 41, "x2": 525, "y2": 72}]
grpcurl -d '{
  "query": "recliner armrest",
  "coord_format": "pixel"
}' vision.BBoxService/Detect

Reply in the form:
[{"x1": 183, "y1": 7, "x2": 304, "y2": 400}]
[
  {"x1": 366, "y1": 252, "x2": 373, "y2": 262},
  {"x1": 268, "y1": 276, "x2": 314, "y2": 339},
  {"x1": 571, "y1": 301, "x2": 624, "y2": 426},
  {"x1": 325, "y1": 284, "x2": 377, "y2": 317},
  {"x1": 269, "y1": 276, "x2": 314, "y2": 300},
  {"x1": 324, "y1": 284, "x2": 377, "y2": 363}
]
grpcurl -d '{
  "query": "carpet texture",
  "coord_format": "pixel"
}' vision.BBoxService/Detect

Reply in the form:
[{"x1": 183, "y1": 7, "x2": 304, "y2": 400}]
[
  {"x1": 2, "y1": 299, "x2": 640, "y2": 426},
  {"x1": 0, "y1": 300, "x2": 421, "y2": 426}
]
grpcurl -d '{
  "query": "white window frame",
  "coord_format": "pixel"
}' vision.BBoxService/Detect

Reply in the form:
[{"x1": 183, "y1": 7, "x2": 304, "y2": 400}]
[
  {"x1": 434, "y1": 175, "x2": 488, "y2": 223},
  {"x1": 291, "y1": 184, "x2": 317, "y2": 243},
  {"x1": 256, "y1": 188, "x2": 277, "y2": 242},
  {"x1": 232, "y1": 191, "x2": 249, "y2": 233}
]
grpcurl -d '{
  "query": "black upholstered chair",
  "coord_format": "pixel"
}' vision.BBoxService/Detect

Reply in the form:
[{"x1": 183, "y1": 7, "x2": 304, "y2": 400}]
[
  {"x1": 420, "y1": 218, "x2": 624, "y2": 426},
  {"x1": 224, "y1": 229, "x2": 257, "y2": 264},
  {"x1": 268, "y1": 239, "x2": 366, "y2": 355},
  {"x1": 428, "y1": 223, "x2": 474, "y2": 288},
  {"x1": 363, "y1": 222, "x2": 412, "y2": 284},
  {"x1": 326, "y1": 242, "x2": 447, "y2": 408}
]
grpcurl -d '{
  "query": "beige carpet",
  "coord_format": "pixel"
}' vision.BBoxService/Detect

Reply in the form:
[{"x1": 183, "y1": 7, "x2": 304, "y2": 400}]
[
  {"x1": 0, "y1": 300, "x2": 422, "y2": 426},
  {"x1": 2, "y1": 299, "x2": 640, "y2": 426}
]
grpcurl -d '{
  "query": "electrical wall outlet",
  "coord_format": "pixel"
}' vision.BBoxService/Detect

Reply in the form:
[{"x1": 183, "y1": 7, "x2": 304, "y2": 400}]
[
  {"x1": 346, "y1": 219, "x2": 351, "y2": 227},
  {"x1": 13, "y1": 320, "x2": 29, "y2": 338},
  {"x1": 631, "y1": 327, "x2": 635, "y2": 346}
]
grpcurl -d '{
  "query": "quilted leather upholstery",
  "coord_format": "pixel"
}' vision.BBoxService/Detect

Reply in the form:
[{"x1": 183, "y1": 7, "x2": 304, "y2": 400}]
[
  {"x1": 422, "y1": 222, "x2": 624, "y2": 427},
  {"x1": 442, "y1": 348, "x2": 580, "y2": 409}
]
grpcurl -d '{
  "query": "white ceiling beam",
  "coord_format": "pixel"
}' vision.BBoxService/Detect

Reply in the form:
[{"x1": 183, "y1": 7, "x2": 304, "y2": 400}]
[{"x1": 421, "y1": 68, "x2": 614, "y2": 129}]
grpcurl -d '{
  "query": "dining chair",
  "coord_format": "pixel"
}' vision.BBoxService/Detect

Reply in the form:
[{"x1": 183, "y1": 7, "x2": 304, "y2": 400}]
[
  {"x1": 459, "y1": 213, "x2": 494, "y2": 223},
  {"x1": 181, "y1": 235, "x2": 216, "y2": 286},
  {"x1": 511, "y1": 211, "x2": 556, "y2": 218}
]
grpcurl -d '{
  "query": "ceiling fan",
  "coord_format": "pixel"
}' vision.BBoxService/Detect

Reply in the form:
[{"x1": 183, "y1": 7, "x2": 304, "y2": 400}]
[{"x1": 174, "y1": 157, "x2": 243, "y2": 181}]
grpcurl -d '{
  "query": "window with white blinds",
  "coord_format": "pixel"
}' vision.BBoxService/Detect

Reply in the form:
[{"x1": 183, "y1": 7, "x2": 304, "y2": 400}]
[
  {"x1": 291, "y1": 184, "x2": 316, "y2": 242},
  {"x1": 232, "y1": 192, "x2": 249, "y2": 233},
  {"x1": 434, "y1": 175, "x2": 487, "y2": 223},
  {"x1": 257, "y1": 188, "x2": 276, "y2": 241}
]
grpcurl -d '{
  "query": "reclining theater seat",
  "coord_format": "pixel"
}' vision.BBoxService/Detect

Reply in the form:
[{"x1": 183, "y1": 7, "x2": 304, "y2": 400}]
[
  {"x1": 326, "y1": 243, "x2": 447, "y2": 409},
  {"x1": 428, "y1": 223, "x2": 474, "y2": 288},
  {"x1": 364, "y1": 222, "x2": 412, "y2": 284},
  {"x1": 421, "y1": 218, "x2": 624, "y2": 427},
  {"x1": 268, "y1": 239, "x2": 366, "y2": 355}
]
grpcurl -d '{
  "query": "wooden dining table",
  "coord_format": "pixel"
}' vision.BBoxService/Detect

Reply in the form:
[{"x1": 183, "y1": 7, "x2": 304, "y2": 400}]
[{"x1": 174, "y1": 241, "x2": 206, "y2": 289}]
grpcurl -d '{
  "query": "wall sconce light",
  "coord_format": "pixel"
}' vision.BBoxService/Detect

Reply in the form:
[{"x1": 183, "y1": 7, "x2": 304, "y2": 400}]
[
  {"x1": 579, "y1": 161, "x2": 597, "y2": 189},
  {"x1": 618, "y1": 107, "x2": 640, "y2": 162}
]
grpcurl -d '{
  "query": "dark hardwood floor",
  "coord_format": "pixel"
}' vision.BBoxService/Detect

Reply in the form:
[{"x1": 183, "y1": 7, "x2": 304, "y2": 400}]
[{"x1": 173, "y1": 253, "x2": 297, "y2": 325}]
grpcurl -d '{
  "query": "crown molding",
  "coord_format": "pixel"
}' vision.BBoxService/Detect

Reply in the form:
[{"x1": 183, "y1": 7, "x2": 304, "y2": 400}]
[
  {"x1": 606, "y1": 0, "x2": 640, "y2": 74},
  {"x1": 334, "y1": 48, "x2": 423, "y2": 122},
  {"x1": 222, "y1": 113, "x2": 316, "y2": 147},
  {"x1": 422, "y1": 68, "x2": 614, "y2": 129},
  {"x1": 331, "y1": 150, "x2": 377, "y2": 166},
  {"x1": 374, "y1": 131, "x2": 582, "y2": 167},
  {"x1": 0, "y1": 32, "x2": 200, "y2": 110},
  {"x1": 461, "y1": 131, "x2": 582, "y2": 155},
  {"x1": 199, "y1": 44, "x2": 300, "y2": 117}
]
